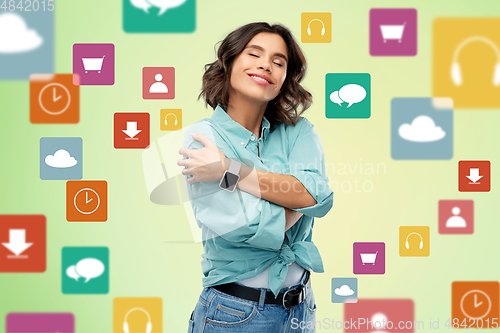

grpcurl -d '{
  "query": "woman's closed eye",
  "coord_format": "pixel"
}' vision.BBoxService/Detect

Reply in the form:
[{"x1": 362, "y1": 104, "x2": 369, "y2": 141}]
[{"x1": 249, "y1": 53, "x2": 284, "y2": 67}]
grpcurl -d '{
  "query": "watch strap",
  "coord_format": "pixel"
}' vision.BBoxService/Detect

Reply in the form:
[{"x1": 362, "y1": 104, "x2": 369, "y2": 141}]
[{"x1": 228, "y1": 159, "x2": 241, "y2": 174}]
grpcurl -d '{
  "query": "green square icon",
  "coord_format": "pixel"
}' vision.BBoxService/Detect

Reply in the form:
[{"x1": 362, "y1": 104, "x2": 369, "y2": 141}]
[
  {"x1": 123, "y1": 0, "x2": 196, "y2": 33},
  {"x1": 62, "y1": 247, "x2": 109, "y2": 294},
  {"x1": 325, "y1": 73, "x2": 371, "y2": 119}
]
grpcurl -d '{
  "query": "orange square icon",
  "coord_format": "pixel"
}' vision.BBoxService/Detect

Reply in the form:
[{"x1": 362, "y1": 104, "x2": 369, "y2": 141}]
[
  {"x1": 66, "y1": 181, "x2": 107, "y2": 222},
  {"x1": 452, "y1": 281, "x2": 499, "y2": 329},
  {"x1": 30, "y1": 74, "x2": 80, "y2": 124}
]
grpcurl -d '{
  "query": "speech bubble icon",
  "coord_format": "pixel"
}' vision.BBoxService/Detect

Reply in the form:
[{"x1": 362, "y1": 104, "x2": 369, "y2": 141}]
[
  {"x1": 329, "y1": 90, "x2": 344, "y2": 106},
  {"x1": 339, "y1": 84, "x2": 366, "y2": 108},
  {"x1": 75, "y1": 258, "x2": 105, "y2": 283},
  {"x1": 66, "y1": 265, "x2": 80, "y2": 282},
  {"x1": 147, "y1": 0, "x2": 187, "y2": 15},
  {"x1": 130, "y1": 0, "x2": 152, "y2": 13}
]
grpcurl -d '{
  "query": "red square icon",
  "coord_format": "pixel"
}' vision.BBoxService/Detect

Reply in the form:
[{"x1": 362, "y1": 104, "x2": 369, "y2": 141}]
[
  {"x1": 66, "y1": 181, "x2": 108, "y2": 222},
  {"x1": 114, "y1": 113, "x2": 150, "y2": 149},
  {"x1": 142, "y1": 67, "x2": 175, "y2": 100},
  {"x1": 0, "y1": 215, "x2": 46, "y2": 272},
  {"x1": 459, "y1": 161, "x2": 490, "y2": 192},
  {"x1": 345, "y1": 299, "x2": 414, "y2": 332},
  {"x1": 439, "y1": 200, "x2": 474, "y2": 234}
]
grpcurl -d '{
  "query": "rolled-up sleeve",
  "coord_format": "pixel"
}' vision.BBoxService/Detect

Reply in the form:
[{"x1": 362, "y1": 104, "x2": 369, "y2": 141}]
[
  {"x1": 183, "y1": 121, "x2": 286, "y2": 250},
  {"x1": 286, "y1": 117, "x2": 333, "y2": 218}
]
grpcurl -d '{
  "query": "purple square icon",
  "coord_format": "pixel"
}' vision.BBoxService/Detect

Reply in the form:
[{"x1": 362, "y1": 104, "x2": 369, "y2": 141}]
[
  {"x1": 353, "y1": 242, "x2": 385, "y2": 274},
  {"x1": 73, "y1": 43, "x2": 115, "y2": 85},
  {"x1": 369, "y1": 8, "x2": 417, "y2": 56},
  {"x1": 7, "y1": 313, "x2": 74, "y2": 332}
]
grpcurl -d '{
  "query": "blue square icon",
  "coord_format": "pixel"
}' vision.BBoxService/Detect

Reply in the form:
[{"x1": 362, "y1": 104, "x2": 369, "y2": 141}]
[
  {"x1": 331, "y1": 277, "x2": 358, "y2": 303},
  {"x1": 391, "y1": 98, "x2": 453, "y2": 160},
  {"x1": 40, "y1": 137, "x2": 82, "y2": 180},
  {"x1": 0, "y1": 10, "x2": 53, "y2": 79}
]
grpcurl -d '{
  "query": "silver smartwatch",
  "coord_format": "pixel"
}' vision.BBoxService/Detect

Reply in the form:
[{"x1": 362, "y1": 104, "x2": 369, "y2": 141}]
[{"x1": 219, "y1": 159, "x2": 241, "y2": 192}]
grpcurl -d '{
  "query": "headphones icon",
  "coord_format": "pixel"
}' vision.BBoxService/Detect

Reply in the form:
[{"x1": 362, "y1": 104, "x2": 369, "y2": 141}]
[
  {"x1": 307, "y1": 19, "x2": 325, "y2": 36},
  {"x1": 405, "y1": 232, "x2": 423, "y2": 250},
  {"x1": 123, "y1": 307, "x2": 152, "y2": 333},
  {"x1": 451, "y1": 35, "x2": 500, "y2": 86},
  {"x1": 165, "y1": 113, "x2": 178, "y2": 126}
]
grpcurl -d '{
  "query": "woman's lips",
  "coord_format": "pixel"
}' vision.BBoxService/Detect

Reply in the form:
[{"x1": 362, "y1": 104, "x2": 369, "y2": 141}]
[{"x1": 248, "y1": 74, "x2": 272, "y2": 86}]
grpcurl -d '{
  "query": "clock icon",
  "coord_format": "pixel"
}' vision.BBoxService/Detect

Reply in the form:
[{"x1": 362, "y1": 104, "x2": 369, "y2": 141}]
[
  {"x1": 460, "y1": 289, "x2": 492, "y2": 319},
  {"x1": 38, "y1": 83, "x2": 71, "y2": 115},
  {"x1": 73, "y1": 188, "x2": 100, "y2": 215}
]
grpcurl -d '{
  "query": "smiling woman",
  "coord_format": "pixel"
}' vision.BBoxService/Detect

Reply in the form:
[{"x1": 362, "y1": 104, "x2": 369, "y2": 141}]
[{"x1": 178, "y1": 22, "x2": 333, "y2": 333}]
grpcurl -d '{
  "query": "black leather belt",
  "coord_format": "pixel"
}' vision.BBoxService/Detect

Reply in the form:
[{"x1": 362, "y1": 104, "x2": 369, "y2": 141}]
[{"x1": 212, "y1": 271, "x2": 310, "y2": 310}]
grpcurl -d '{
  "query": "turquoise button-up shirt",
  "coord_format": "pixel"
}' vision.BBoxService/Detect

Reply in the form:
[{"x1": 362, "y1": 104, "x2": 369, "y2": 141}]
[{"x1": 183, "y1": 105, "x2": 333, "y2": 297}]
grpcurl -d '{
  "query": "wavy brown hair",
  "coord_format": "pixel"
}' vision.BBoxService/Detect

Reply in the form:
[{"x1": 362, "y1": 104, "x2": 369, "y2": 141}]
[{"x1": 198, "y1": 22, "x2": 312, "y2": 128}]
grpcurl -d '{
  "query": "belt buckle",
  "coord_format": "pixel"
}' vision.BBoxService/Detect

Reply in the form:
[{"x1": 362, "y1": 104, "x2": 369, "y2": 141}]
[{"x1": 282, "y1": 285, "x2": 305, "y2": 310}]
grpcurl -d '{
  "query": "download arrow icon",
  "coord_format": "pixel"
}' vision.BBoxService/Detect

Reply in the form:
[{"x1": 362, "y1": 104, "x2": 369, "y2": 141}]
[
  {"x1": 122, "y1": 122, "x2": 142, "y2": 139},
  {"x1": 466, "y1": 168, "x2": 483, "y2": 184},
  {"x1": 2, "y1": 229, "x2": 33, "y2": 256}
]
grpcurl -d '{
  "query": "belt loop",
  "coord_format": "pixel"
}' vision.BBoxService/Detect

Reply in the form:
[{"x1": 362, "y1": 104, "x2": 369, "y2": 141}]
[{"x1": 258, "y1": 289, "x2": 266, "y2": 310}]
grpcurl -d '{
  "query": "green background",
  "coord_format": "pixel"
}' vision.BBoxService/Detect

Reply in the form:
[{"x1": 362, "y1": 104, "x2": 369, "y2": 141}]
[
  {"x1": 1, "y1": 0, "x2": 500, "y2": 332},
  {"x1": 325, "y1": 73, "x2": 371, "y2": 118}
]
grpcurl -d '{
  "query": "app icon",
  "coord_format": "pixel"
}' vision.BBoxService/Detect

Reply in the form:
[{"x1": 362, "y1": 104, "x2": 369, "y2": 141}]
[
  {"x1": 160, "y1": 109, "x2": 182, "y2": 131},
  {"x1": 458, "y1": 160, "x2": 490, "y2": 192},
  {"x1": 331, "y1": 278, "x2": 357, "y2": 303},
  {"x1": 353, "y1": 242, "x2": 385, "y2": 274},
  {"x1": 123, "y1": 0, "x2": 196, "y2": 33},
  {"x1": 66, "y1": 181, "x2": 108, "y2": 222},
  {"x1": 40, "y1": 137, "x2": 83, "y2": 180},
  {"x1": 345, "y1": 299, "x2": 415, "y2": 333},
  {"x1": 439, "y1": 200, "x2": 474, "y2": 234},
  {"x1": 30, "y1": 74, "x2": 80, "y2": 124},
  {"x1": 73, "y1": 43, "x2": 115, "y2": 85},
  {"x1": 113, "y1": 297, "x2": 163, "y2": 333},
  {"x1": 391, "y1": 98, "x2": 453, "y2": 160},
  {"x1": 301, "y1": 12, "x2": 331, "y2": 43},
  {"x1": 326, "y1": 73, "x2": 371, "y2": 119},
  {"x1": 0, "y1": 215, "x2": 46, "y2": 273},
  {"x1": 0, "y1": 11, "x2": 53, "y2": 80},
  {"x1": 114, "y1": 113, "x2": 150, "y2": 149},
  {"x1": 6, "y1": 313, "x2": 74, "y2": 333},
  {"x1": 433, "y1": 18, "x2": 500, "y2": 108},
  {"x1": 143, "y1": 67, "x2": 175, "y2": 99},
  {"x1": 62, "y1": 246, "x2": 109, "y2": 294},
  {"x1": 369, "y1": 8, "x2": 417, "y2": 56},
  {"x1": 452, "y1": 281, "x2": 499, "y2": 328},
  {"x1": 399, "y1": 226, "x2": 430, "y2": 257}
]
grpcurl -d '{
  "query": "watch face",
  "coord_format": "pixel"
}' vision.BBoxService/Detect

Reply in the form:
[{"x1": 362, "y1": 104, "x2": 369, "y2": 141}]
[{"x1": 219, "y1": 172, "x2": 240, "y2": 192}]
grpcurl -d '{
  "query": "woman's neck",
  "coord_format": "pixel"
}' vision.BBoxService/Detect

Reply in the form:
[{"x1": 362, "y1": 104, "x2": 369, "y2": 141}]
[{"x1": 226, "y1": 94, "x2": 267, "y2": 139}]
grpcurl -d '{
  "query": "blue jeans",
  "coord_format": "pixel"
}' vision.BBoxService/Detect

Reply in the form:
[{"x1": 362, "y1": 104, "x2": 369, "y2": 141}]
[{"x1": 187, "y1": 273, "x2": 317, "y2": 333}]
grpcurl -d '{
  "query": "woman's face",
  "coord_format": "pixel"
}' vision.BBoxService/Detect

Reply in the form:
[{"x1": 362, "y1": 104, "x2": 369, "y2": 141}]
[{"x1": 229, "y1": 32, "x2": 288, "y2": 104}]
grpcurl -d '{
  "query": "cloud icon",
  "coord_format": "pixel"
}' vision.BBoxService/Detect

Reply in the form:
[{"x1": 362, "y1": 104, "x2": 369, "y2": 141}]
[
  {"x1": 0, "y1": 13, "x2": 43, "y2": 53},
  {"x1": 398, "y1": 115, "x2": 446, "y2": 142},
  {"x1": 45, "y1": 150, "x2": 78, "y2": 168},
  {"x1": 335, "y1": 284, "x2": 355, "y2": 296}
]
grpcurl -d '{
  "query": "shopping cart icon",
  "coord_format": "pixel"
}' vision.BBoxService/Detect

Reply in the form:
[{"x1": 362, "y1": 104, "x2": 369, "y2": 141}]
[
  {"x1": 380, "y1": 22, "x2": 406, "y2": 43},
  {"x1": 82, "y1": 55, "x2": 105, "y2": 73},
  {"x1": 360, "y1": 251, "x2": 378, "y2": 265}
]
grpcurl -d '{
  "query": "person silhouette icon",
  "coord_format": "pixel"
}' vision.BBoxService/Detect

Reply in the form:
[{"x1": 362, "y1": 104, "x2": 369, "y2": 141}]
[
  {"x1": 446, "y1": 207, "x2": 467, "y2": 228},
  {"x1": 149, "y1": 73, "x2": 168, "y2": 93},
  {"x1": 371, "y1": 313, "x2": 388, "y2": 333}
]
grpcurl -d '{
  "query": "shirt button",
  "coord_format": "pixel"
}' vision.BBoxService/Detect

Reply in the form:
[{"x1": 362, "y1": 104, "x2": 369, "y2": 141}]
[
  {"x1": 250, "y1": 136, "x2": 255, "y2": 141},
  {"x1": 240, "y1": 142, "x2": 244, "y2": 145}
]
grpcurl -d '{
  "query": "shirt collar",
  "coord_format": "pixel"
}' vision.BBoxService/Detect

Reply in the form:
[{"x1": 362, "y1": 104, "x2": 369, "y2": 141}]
[{"x1": 211, "y1": 105, "x2": 270, "y2": 146}]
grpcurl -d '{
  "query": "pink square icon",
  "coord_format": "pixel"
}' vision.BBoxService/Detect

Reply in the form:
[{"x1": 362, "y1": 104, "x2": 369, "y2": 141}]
[
  {"x1": 438, "y1": 200, "x2": 474, "y2": 234},
  {"x1": 143, "y1": 67, "x2": 175, "y2": 99},
  {"x1": 73, "y1": 43, "x2": 115, "y2": 85}
]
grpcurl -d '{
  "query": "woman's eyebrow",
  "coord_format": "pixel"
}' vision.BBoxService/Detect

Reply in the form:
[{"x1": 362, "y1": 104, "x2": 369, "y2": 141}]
[{"x1": 245, "y1": 45, "x2": 288, "y2": 62}]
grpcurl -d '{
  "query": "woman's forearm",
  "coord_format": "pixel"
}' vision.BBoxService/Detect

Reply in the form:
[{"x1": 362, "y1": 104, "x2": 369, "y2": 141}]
[{"x1": 225, "y1": 158, "x2": 316, "y2": 209}]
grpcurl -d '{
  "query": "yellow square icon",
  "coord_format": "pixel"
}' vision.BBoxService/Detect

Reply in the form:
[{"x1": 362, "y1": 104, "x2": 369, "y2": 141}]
[
  {"x1": 160, "y1": 109, "x2": 182, "y2": 131},
  {"x1": 113, "y1": 297, "x2": 162, "y2": 333},
  {"x1": 433, "y1": 18, "x2": 500, "y2": 108},
  {"x1": 399, "y1": 226, "x2": 430, "y2": 257},
  {"x1": 301, "y1": 13, "x2": 332, "y2": 43}
]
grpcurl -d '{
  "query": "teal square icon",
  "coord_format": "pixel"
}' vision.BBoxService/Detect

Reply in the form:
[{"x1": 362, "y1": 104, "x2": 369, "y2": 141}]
[
  {"x1": 62, "y1": 247, "x2": 109, "y2": 294},
  {"x1": 325, "y1": 73, "x2": 371, "y2": 118},
  {"x1": 331, "y1": 277, "x2": 358, "y2": 303},
  {"x1": 123, "y1": 0, "x2": 196, "y2": 33}
]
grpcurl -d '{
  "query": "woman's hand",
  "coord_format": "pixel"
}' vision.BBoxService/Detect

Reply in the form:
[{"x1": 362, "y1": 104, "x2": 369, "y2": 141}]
[{"x1": 177, "y1": 132, "x2": 227, "y2": 184}]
